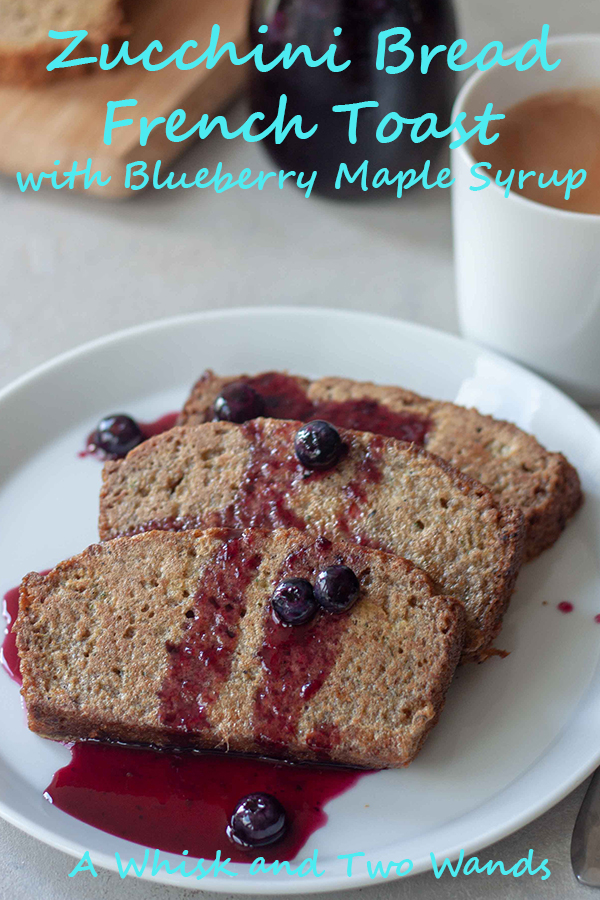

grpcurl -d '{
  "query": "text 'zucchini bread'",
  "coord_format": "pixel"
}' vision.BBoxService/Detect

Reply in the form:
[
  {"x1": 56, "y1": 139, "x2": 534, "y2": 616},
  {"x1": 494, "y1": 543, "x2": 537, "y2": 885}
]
[
  {"x1": 15, "y1": 528, "x2": 466, "y2": 769},
  {"x1": 178, "y1": 371, "x2": 582, "y2": 560},
  {"x1": 98, "y1": 420, "x2": 525, "y2": 663}
]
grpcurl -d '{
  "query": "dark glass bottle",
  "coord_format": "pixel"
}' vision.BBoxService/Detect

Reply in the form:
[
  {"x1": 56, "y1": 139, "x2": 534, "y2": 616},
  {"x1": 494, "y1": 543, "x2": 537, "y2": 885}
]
[{"x1": 249, "y1": 0, "x2": 457, "y2": 199}]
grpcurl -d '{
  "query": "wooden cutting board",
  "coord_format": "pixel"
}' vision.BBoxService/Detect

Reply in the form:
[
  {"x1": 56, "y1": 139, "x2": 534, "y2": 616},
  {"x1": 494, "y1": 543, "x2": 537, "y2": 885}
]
[{"x1": 0, "y1": 0, "x2": 250, "y2": 198}]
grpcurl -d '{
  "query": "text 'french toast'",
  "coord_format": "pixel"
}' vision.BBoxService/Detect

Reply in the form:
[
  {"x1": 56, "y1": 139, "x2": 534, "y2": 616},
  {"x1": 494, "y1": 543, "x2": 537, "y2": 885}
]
[
  {"x1": 15, "y1": 528, "x2": 465, "y2": 769},
  {"x1": 99, "y1": 420, "x2": 525, "y2": 662},
  {"x1": 179, "y1": 371, "x2": 582, "y2": 560}
]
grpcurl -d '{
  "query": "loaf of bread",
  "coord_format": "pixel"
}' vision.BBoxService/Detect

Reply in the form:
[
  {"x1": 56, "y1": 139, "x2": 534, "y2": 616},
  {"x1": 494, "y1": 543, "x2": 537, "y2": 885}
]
[
  {"x1": 179, "y1": 371, "x2": 582, "y2": 560},
  {"x1": 99, "y1": 420, "x2": 525, "y2": 662},
  {"x1": 15, "y1": 528, "x2": 466, "y2": 769},
  {"x1": 0, "y1": 0, "x2": 126, "y2": 86}
]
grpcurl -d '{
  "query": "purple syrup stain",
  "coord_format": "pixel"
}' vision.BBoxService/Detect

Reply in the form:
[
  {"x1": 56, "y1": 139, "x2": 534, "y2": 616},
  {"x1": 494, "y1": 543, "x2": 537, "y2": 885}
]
[
  {"x1": 45, "y1": 743, "x2": 369, "y2": 865},
  {"x1": 140, "y1": 412, "x2": 180, "y2": 439},
  {"x1": 2, "y1": 569, "x2": 51, "y2": 684},
  {"x1": 594, "y1": 614, "x2": 600, "y2": 624},
  {"x1": 159, "y1": 533, "x2": 262, "y2": 732},
  {"x1": 557, "y1": 602, "x2": 574, "y2": 614},
  {"x1": 212, "y1": 374, "x2": 432, "y2": 444},
  {"x1": 1, "y1": 584, "x2": 21, "y2": 683}
]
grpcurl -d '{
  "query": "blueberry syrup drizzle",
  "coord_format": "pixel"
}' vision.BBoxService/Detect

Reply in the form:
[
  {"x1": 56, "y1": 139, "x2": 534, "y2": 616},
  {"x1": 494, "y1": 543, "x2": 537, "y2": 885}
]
[
  {"x1": 1, "y1": 584, "x2": 22, "y2": 683},
  {"x1": 121, "y1": 421, "x2": 386, "y2": 551},
  {"x1": 159, "y1": 533, "x2": 262, "y2": 733},
  {"x1": 320, "y1": 436, "x2": 385, "y2": 551},
  {"x1": 254, "y1": 538, "x2": 366, "y2": 757},
  {"x1": 157, "y1": 533, "x2": 362, "y2": 760},
  {"x1": 337, "y1": 437, "x2": 385, "y2": 548},
  {"x1": 228, "y1": 372, "x2": 314, "y2": 422},
  {"x1": 45, "y1": 742, "x2": 367, "y2": 865},
  {"x1": 121, "y1": 420, "x2": 318, "y2": 538},
  {"x1": 140, "y1": 412, "x2": 180, "y2": 439},
  {"x1": 311, "y1": 399, "x2": 430, "y2": 445},
  {"x1": 81, "y1": 412, "x2": 179, "y2": 460},
  {"x1": 214, "y1": 373, "x2": 432, "y2": 445},
  {"x1": 219, "y1": 420, "x2": 311, "y2": 531},
  {"x1": 1, "y1": 570, "x2": 51, "y2": 684},
  {"x1": 256, "y1": 608, "x2": 344, "y2": 753}
]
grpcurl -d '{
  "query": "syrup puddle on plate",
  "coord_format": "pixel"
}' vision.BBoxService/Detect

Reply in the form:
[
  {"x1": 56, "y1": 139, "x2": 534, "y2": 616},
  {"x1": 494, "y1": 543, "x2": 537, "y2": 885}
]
[{"x1": 45, "y1": 742, "x2": 368, "y2": 864}]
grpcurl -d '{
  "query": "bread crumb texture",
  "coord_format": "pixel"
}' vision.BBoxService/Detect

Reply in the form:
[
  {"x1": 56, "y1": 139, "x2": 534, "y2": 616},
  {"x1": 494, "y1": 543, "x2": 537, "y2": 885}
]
[{"x1": 0, "y1": 0, "x2": 126, "y2": 85}]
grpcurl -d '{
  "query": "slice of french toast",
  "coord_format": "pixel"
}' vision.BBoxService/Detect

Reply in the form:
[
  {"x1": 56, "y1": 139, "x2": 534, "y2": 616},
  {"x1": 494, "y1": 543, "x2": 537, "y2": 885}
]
[
  {"x1": 0, "y1": 0, "x2": 127, "y2": 86},
  {"x1": 16, "y1": 528, "x2": 465, "y2": 769},
  {"x1": 99, "y1": 420, "x2": 525, "y2": 662},
  {"x1": 179, "y1": 371, "x2": 582, "y2": 560}
]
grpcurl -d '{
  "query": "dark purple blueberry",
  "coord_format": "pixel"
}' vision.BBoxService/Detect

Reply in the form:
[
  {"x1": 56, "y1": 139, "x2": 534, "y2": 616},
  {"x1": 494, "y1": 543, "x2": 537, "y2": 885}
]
[
  {"x1": 91, "y1": 415, "x2": 144, "y2": 458},
  {"x1": 315, "y1": 566, "x2": 360, "y2": 614},
  {"x1": 271, "y1": 578, "x2": 318, "y2": 626},
  {"x1": 227, "y1": 793, "x2": 287, "y2": 848},
  {"x1": 294, "y1": 420, "x2": 343, "y2": 470},
  {"x1": 214, "y1": 383, "x2": 265, "y2": 423}
]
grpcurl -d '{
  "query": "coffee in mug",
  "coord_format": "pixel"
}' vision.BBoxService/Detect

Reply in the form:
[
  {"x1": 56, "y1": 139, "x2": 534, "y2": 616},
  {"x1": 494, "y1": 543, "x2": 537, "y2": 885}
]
[
  {"x1": 482, "y1": 87, "x2": 600, "y2": 214},
  {"x1": 452, "y1": 35, "x2": 600, "y2": 403}
]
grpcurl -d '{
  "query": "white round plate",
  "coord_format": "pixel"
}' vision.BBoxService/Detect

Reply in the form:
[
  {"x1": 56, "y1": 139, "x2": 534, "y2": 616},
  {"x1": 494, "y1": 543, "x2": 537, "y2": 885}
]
[{"x1": 1, "y1": 307, "x2": 600, "y2": 894}]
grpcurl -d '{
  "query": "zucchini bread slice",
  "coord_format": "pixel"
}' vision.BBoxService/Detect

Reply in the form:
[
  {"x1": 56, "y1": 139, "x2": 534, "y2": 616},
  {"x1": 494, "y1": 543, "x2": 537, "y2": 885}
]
[
  {"x1": 0, "y1": 0, "x2": 127, "y2": 86},
  {"x1": 15, "y1": 528, "x2": 465, "y2": 769},
  {"x1": 178, "y1": 371, "x2": 582, "y2": 560},
  {"x1": 98, "y1": 420, "x2": 525, "y2": 663}
]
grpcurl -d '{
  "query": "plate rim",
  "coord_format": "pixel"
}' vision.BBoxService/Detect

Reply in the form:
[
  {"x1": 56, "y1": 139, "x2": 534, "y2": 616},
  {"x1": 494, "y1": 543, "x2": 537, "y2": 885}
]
[
  {"x1": 1, "y1": 304, "x2": 600, "y2": 894},
  {"x1": 1, "y1": 304, "x2": 599, "y2": 439}
]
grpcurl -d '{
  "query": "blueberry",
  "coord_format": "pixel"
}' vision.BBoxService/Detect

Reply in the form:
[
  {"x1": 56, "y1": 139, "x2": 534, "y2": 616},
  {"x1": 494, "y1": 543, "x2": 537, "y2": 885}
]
[
  {"x1": 227, "y1": 793, "x2": 287, "y2": 848},
  {"x1": 92, "y1": 415, "x2": 144, "y2": 458},
  {"x1": 315, "y1": 566, "x2": 360, "y2": 614},
  {"x1": 272, "y1": 578, "x2": 318, "y2": 625},
  {"x1": 214, "y1": 383, "x2": 265, "y2": 423},
  {"x1": 294, "y1": 420, "x2": 343, "y2": 470}
]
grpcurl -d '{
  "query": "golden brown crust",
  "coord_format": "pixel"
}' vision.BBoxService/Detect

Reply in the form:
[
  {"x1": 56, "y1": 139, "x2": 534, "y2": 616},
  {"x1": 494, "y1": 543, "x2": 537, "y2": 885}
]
[
  {"x1": 98, "y1": 420, "x2": 525, "y2": 663},
  {"x1": 16, "y1": 528, "x2": 466, "y2": 769},
  {"x1": 179, "y1": 371, "x2": 582, "y2": 560}
]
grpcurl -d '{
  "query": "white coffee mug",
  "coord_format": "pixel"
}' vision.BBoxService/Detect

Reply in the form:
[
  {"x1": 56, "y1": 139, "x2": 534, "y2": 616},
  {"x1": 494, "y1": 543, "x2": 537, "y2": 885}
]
[{"x1": 452, "y1": 34, "x2": 600, "y2": 405}]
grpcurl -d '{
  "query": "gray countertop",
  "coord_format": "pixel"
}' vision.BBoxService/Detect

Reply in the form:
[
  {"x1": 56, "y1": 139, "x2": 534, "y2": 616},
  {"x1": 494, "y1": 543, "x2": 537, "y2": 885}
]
[{"x1": 2, "y1": 0, "x2": 600, "y2": 897}]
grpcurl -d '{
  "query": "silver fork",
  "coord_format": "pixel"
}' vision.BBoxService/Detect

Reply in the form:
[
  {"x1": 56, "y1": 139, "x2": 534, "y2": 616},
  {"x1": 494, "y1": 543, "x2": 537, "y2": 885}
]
[{"x1": 572, "y1": 769, "x2": 600, "y2": 886}]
